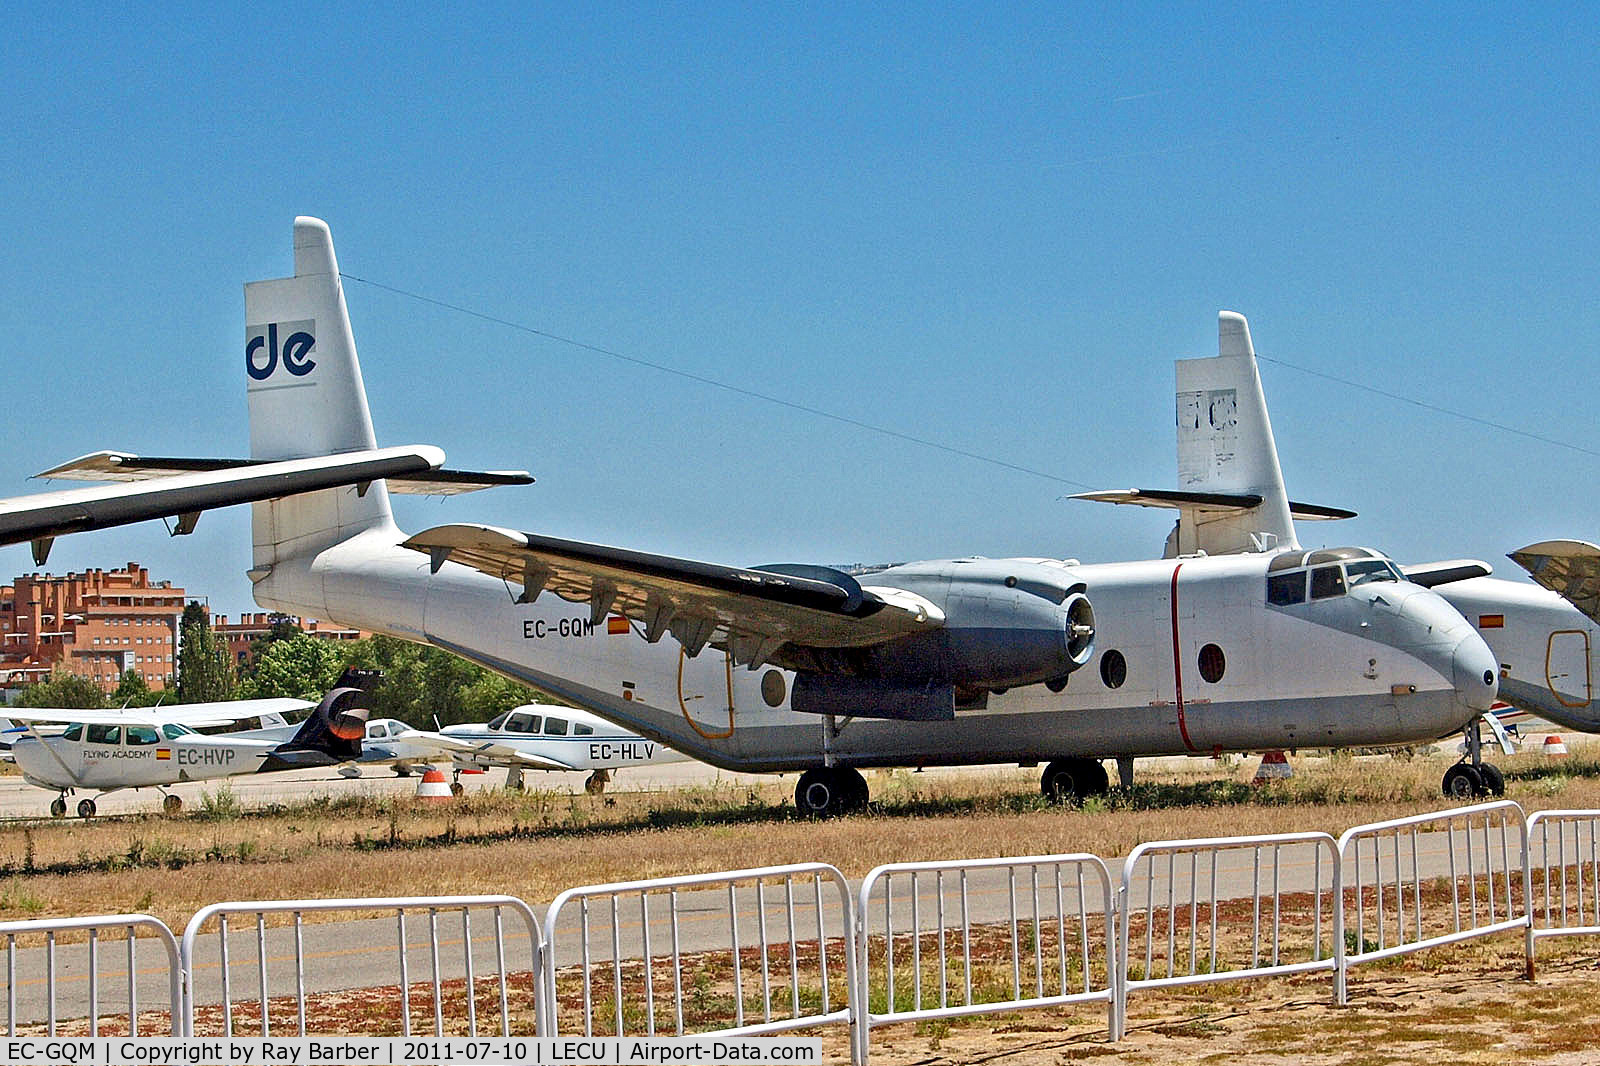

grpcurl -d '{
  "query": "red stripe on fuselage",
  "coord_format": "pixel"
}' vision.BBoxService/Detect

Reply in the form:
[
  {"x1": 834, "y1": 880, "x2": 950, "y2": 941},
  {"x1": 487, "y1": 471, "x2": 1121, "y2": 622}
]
[{"x1": 1171, "y1": 563, "x2": 1196, "y2": 752}]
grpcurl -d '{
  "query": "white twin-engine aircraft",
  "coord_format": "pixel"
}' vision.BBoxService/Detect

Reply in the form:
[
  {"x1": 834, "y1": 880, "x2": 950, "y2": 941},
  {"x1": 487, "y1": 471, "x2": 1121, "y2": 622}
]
[
  {"x1": 36, "y1": 220, "x2": 1502, "y2": 816},
  {"x1": 103, "y1": 215, "x2": 1483, "y2": 819},
  {"x1": 5, "y1": 670, "x2": 375, "y2": 817}
]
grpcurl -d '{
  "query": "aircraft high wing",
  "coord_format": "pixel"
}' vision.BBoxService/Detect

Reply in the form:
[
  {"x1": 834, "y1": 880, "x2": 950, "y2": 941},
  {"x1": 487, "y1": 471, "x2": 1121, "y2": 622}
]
[
  {"x1": 403, "y1": 523, "x2": 946, "y2": 666},
  {"x1": 1509, "y1": 540, "x2": 1600, "y2": 626},
  {"x1": 7, "y1": 445, "x2": 531, "y2": 566},
  {"x1": 3, "y1": 697, "x2": 313, "y2": 730}
]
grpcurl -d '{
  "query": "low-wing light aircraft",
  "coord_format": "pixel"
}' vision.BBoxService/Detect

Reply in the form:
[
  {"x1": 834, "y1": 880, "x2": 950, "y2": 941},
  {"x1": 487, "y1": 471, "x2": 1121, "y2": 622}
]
[
  {"x1": 7, "y1": 671, "x2": 375, "y2": 817},
  {"x1": 396, "y1": 702, "x2": 692, "y2": 795},
  {"x1": 1079, "y1": 312, "x2": 1600, "y2": 798},
  {"x1": 66, "y1": 219, "x2": 1501, "y2": 817}
]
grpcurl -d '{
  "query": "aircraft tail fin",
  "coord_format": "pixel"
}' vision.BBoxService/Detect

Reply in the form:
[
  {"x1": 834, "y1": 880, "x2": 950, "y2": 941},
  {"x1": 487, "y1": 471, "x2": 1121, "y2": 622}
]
[
  {"x1": 246, "y1": 218, "x2": 394, "y2": 576},
  {"x1": 264, "y1": 668, "x2": 378, "y2": 768},
  {"x1": 1169, "y1": 311, "x2": 1300, "y2": 556}
]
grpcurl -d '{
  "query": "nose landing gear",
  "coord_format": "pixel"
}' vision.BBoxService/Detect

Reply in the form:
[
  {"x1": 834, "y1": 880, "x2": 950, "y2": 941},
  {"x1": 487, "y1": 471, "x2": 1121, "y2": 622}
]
[{"x1": 1442, "y1": 717, "x2": 1506, "y2": 800}]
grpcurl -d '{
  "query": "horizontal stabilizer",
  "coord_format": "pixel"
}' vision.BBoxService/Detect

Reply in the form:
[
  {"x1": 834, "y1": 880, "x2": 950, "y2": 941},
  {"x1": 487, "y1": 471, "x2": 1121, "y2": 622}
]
[
  {"x1": 1399, "y1": 559, "x2": 1495, "y2": 588},
  {"x1": 1510, "y1": 540, "x2": 1600, "y2": 625},
  {"x1": 1072, "y1": 488, "x2": 1356, "y2": 522},
  {"x1": 36, "y1": 450, "x2": 533, "y2": 496}
]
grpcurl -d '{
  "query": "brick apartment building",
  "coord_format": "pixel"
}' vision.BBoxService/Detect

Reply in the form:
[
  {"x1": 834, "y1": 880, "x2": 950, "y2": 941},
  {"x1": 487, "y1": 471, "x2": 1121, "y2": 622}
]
[
  {"x1": 0, "y1": 563, "x2": 373, "y2": 696},
  {"x1": 211, "y1": 613, "x2": 367, "y2": 669},
  {"x1": 0, "y1": 562, "x2": 185, "y2": 692}
]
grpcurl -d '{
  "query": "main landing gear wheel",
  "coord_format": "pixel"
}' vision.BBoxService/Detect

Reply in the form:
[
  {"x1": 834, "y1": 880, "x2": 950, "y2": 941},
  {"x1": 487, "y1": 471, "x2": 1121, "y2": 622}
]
[
  {"x1": 1042, "y1": 758, "x2": 1110, "y2": 804},
  {"x1": 1442, "y1": 763, "x2": 1483, "y2": 800},
  {"x1": 50, "y1": 797, "x2": 66, "y2": 818},
  {"x1": 585, "y1": 770, "x2": 611, "y2": 795},
  {"x1": 1441, "y1": 761, "x2": 1504, "y2": 799},
  {"x1": 162, "y1": 794, "x2": 183, "y2": 816},
  {"x1": 77, "y1": 798, "x2": 97, "y2": 819},
  {"x1": 794, "y1": 767, "x2": 869, "y2": 818}
]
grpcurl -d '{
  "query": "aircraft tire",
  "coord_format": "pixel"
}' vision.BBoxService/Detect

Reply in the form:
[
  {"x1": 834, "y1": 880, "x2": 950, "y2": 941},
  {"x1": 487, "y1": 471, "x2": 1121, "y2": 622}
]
[
  {"x1": 839, "y1": 767, "x2": 869, "y2": 812},
  {"x1": 450, "y1": 782, "x2": 465, "y2": 798},
  {"x1": 77, "y1": 798, "x2": 96, "y2": 819},
  {"x1": 1479, "y1": 763, "x2": 1506, "y2": 797},
  {"x1": 1442, "y1": 763, "x2": 1483, "y2": 800},
  {"x1": 163, "y1": 794, "x2": 183, "y2": 816},
  {"x1": 795, "y1": 768, "x2": 857, "y2": 818},
  {"x1": 1042, "y1": 758, "x2": 1109, "y2": 803},
  {"x1": 50, "y1": 797, "x2": 66, "y2": 818}
]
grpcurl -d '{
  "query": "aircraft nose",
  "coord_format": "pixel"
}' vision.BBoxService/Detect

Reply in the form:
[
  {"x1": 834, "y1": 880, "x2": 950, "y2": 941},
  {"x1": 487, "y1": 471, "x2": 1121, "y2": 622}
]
[{"x1": 1451, "y1": 630, "x2": 1499, "y2": 712}]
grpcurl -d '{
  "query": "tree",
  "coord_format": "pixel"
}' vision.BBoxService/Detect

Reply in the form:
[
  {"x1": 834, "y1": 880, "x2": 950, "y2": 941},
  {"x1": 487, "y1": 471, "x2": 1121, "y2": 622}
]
[
  {"x1": 14, "y1": 668, "x2": 107, "y2": 709},
  {"x1": 111, "y1": 670, "x2": 161, "y2": 708},
  {"x1": 239, "y1": 634, "x2": 345, "y2": 701},
  {"x1": 242, "y1": 613, "x2": 304, "y2": 675},
  {"x1": 176, "y1": 607, "x2": 235, "y2": 704}
]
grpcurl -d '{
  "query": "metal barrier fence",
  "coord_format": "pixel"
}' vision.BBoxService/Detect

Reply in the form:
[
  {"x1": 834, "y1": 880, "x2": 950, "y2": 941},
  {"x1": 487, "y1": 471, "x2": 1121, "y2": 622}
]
[
  {"x1": 1335, "y1": 800, "x2": 1527, "y2": 1001},
  {"x1": 541, "y1": 863, "x2": 857, "y2": 1059},
  {"x1": 855, "y1": 854, "x2": 1116, "y2": 1059},
  {"x1": 1524, "y1": 809, "x2": 1600, "y2": 975},
  {"x1": 180, "y1": 896, "x2": 541, "y2": 1038},
  {"x1": 2, "y1": 914, "x2": 181, "y2": 1037},
  {"x1": 1116, "y1": 832, "x2": 1340, "y2": 1033}
]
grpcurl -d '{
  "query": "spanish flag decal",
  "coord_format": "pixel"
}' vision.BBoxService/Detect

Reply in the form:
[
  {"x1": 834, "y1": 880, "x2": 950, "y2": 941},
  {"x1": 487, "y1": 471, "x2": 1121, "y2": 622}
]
[
  {"x1": 1479, "y1": 614, "x2": 1505, "y2": 629},
  {"x1": 156, "y1": 748, "x2": 172, "y2": 760},
  {"x1": 607, "y1": 615, "x2": 630, "y2": 636}
]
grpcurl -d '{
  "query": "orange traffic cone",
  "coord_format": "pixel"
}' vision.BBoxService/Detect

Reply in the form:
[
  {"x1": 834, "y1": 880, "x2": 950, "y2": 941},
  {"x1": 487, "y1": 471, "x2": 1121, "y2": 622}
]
[
  {"x1": 1544, "y1": 735, "x2": 1570, "y2": 758},
  {"x1": 1252, "y1": 750, "x2": 1293, "y2": 784},
  {"x1": 416, "y1": 768, "x2": 454, "y2": 801}
]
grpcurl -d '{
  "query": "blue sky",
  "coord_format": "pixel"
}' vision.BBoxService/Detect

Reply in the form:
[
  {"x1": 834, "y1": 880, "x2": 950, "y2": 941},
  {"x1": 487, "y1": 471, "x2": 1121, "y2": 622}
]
[{"x1": 2, "y1": 4, "x2": 1596, "y2": 617}]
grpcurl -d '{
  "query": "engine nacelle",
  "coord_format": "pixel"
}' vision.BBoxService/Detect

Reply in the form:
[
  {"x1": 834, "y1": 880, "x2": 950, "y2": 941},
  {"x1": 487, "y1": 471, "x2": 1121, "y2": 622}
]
[{"x1": 782, "y1": 560, "x2": 1096, "y2": 693}]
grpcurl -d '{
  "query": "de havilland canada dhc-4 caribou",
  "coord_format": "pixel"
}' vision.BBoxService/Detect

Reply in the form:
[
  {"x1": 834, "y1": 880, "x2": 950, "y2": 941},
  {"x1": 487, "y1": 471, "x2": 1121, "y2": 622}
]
[{"x1": 55, "y1": 218, "x2": 1502, "y2": 817}]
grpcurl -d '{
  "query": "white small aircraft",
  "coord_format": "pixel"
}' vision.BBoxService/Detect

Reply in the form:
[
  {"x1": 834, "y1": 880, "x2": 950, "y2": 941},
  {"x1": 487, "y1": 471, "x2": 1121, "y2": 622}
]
[
  {"x1": 7, "y1": 672, "x2": 374, "y2": 817},
  {"x1": 396, "y1": 703, "x2": 691, "y2": 794}
]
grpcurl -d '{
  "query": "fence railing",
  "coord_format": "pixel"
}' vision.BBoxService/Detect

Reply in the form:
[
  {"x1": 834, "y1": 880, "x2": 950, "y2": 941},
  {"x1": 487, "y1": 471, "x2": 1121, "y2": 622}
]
[
  {"x1": 1116, "y1": 832, "x2": 1339, "y2": 1032},
  {"x1": 17, "y1": 802, "x2": 1600, "y2": 1057},
  {"x1": 1524, "y1": 809, "x2": 1600, "y2": 975},
  {"x1": 541, "y1": 863, "x2": 857, "y2": 1059},
  {"x1": 2, "y1": 914, "x2": 181, "y2": 1037},
  {"x1": 855, "y1": 854, "x2": 1115, "y2": 1056},
  {"x1": 1335, "y1": 801, "x2": 1527, "y2": 1000},
  {"x1": 180, "y1": 896, "x2": 541, "y2": 1038}
]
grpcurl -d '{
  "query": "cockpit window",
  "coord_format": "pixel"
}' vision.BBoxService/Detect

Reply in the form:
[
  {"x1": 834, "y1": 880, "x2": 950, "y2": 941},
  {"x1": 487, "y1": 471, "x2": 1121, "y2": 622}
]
[
  {"x1": 544, "y1": 716, "x2": 568, "y2": 736},
  {"x1": 504, "y1": 713, "x2": 541, "y2": 734},
  {"x1": 1346, "y1": 559, "x2": 1402, "y2": 586},
  {"x1": 1267, "y1": 571, "x2": 1306, "y2": 606},
  {"x1": 1310, "y1": 565, "x2": 1347, "y2": 600},
  {"x1": 64, "y1": 723, "x2": 83, "y2": 742},
  {"x1": 487, "y1": 712, "x2": 509, "y2": 731},
  {"x1": 162, "y1": 723, "x2": 195, "y2": 739}
]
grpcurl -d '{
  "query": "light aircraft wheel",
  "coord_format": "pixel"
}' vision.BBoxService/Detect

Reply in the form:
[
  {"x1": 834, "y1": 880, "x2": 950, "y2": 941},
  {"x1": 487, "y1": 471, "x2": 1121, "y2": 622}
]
[
  {"x1": 50, "y1": 797, "x2": 66, "y2": 818},
  {"x1": 585, "y1": 770, "x2": 611, "y2": 795},
  {"x1": 449, "y1": 782, "x2": 465, "y2": 798},
  {"x1": 1479, "y1": 763, "x2": 1506, "y2": 797},
  {"x1": 77, "y1": 798, "x2": 97, "y2": 819},
  {"x1": 393, "y1": 766, "x2": 413, "y2": 778},
  {"x1": 162, "y1": 794, "x2": 183, "y2": 816},
  {"x1": 1442, "y1": 763, "x2": 1483, "y2": 800}
]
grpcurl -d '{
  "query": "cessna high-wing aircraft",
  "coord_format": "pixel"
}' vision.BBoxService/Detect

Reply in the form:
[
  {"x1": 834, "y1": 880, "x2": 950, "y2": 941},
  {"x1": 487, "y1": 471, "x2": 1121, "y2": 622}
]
[
  {"x1": 396, "y1": 703, "x2": 692, "y2": 795},
  {"x1": 70, "y1": 219, "x2": 1501, "y2": 817},
  {"x1": 1079, "y1": 313, "x2": 1600, "y2": 798},
  {"x1": 7, "y1": 671, "x2": 374, "y2": 817}
]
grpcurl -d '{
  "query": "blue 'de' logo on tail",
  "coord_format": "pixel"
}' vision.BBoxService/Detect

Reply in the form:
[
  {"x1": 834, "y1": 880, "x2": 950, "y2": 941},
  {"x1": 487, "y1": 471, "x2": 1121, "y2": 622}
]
[{"x1": 246, "y1": 321, "x2": 317, "y2": 381}]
